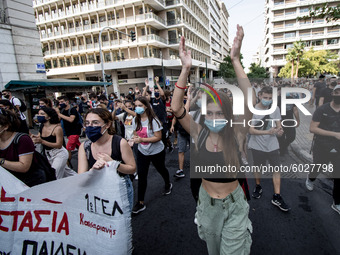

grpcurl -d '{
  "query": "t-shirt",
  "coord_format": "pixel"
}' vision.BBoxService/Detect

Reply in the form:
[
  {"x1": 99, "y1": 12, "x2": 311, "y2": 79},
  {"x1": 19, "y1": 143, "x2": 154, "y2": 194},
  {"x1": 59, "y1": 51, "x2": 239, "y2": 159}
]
[
  {"x1": 248, "y1": 106, "x2": 281, "y2": 152},
  {"x1": 132, "y1": 117, "x2": 164, "y2": 155},
  {"x1": 0, "y1": 134, "x2": 34, "y2": 179},
  {"x1": 312, "y1": 103, "x2": 340, "y2": 149},
  {"x1": 61, "y1": 107, "x2": 81, "y2": 136},
  {"x1": 314, "y1": 81, "x2": 326, "y2": 97},
  {"x1": 320, "y1": 87, "x2": 333, "y2": 105},
  {"x1": 117, "y1": 113, "x2": 134, "y2": 140},
  {"x1": 150, "y1": 98, "x2": 167, "y2": 124},
  {"x1": 10, "y1": 97, "x2": 26, "y2": 120}
]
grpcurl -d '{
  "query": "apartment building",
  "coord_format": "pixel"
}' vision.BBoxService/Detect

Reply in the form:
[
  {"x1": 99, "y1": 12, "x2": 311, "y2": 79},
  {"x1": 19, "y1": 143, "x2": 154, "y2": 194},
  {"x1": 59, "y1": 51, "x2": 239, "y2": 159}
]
[
  {"x1": 33, "y1": 0, "x2": 229, "y2": 94},
  {"x1": 0, "y1": 0, "x2": 45, "y2": 90},
  {"x1": 263, "y1": 0, "x2": 340, "y2": 77}
]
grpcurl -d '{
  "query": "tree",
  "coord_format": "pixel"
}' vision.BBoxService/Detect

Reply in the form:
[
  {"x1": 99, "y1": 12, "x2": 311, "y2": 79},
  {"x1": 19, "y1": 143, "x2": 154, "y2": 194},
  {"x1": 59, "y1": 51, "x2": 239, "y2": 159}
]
[
  {"x1": 247, "y1": 63, "x2": 269, "y2": 78},
  {"x1": 219, "y1": 54, "x2": 244, "y2": 78},
  {"x1": 278, "y1": 48, "x2": 339, "y2": 78},
  {"x1": 298, "y1": 3, "x2": 340, "y2": 22},
  {"x1": 293, "y1": 40, "x2": 306, "y2": 78},
  {"x1": 286, "y1": 48, "x2": 297, "y2": 80}
]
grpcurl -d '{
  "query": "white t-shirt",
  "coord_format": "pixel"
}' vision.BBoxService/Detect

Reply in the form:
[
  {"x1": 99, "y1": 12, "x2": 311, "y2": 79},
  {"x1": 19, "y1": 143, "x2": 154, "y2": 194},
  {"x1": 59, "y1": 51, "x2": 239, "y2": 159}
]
[
  {"x1": 11, "y1": 97, "x2": 26, "y2": 120},
  {"x1": 117, "y1": 113, "x2": 134, "y2": 140},
  {"x1": 132, "y1": 117, "x2": 164, "y2": 155},
  {"x1": 248, "y1": 106, "x2": 281, "y2": 152}
]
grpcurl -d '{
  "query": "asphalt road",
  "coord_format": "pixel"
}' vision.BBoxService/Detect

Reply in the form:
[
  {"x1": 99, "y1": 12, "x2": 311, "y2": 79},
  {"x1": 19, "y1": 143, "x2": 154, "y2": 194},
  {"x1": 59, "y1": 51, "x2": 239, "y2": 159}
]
[{"x1": 69, "y1": 144, "x2": 340, "y2": 255}]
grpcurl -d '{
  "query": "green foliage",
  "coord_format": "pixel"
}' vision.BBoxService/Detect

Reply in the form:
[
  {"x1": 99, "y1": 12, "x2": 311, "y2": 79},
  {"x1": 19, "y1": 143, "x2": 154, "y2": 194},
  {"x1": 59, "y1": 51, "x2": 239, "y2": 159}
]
[
  {"x1": 278, "y1": 48, "x2": 339, "y2": 78},
  {"x1": 247, "y1": 63, "x2": 269, "y2": 78},
  {"x1": 298, "y1": 3, "x2": 340, "y2": 22},
  {"x1": 219, "y1": 55, "x2": 244, "y2": 78}
]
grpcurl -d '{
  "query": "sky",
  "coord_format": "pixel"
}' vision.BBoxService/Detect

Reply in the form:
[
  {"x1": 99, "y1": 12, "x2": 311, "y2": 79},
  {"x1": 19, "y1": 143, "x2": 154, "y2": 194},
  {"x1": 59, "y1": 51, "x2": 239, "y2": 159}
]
[{"x1": 223, "y1": 0, "x2": 265, "y2": 72}]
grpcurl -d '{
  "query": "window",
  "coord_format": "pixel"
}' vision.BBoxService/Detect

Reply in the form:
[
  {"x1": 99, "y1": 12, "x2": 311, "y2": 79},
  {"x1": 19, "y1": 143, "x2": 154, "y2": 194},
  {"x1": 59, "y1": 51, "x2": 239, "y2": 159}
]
[
  {"x1": 66, "y1": 58, "x2": 71, "y2": 66},
  {"x1": 59, "y1": 59, "x2": 64, "y2": 67},
  {"x1": 327, "y1": 39, "x2": 338, "y2": 45},
  {"x1": 312, "y1": 40, "x2": 323, "y2": 46},
  {"x1": 285, "y1": 43, "x2": 293, "y2": 49},
  {"x1": 285, "y1": 32, "x2": 295, "y2": 38},
  {"x1": 53, "y1": 60, "x2": 58, "y2": 68},
  {"x1": 88, "y1": 55, "x2": 95, "y2": 63},
  {"x1": 86, "y1": 37, "x2": 92, "y2": 44},
  {"x1": 73, "y1": 56, "x2": 80, "y2": 65},
  {"x1": 285, "y1": 9, "x2": 296, "y2": 15},
  {"x1": 104, "y1": 53, "x2": 111, "y2": 62},
  {"x1": 81, "y1": 56, "x2": 87, "y2": 64},
  {"x1": 99, "y1": 16, "x2": 106, "y2": 22},
  {"x1": 300, "y1": 7, "x2": 309, "y2": 13}
]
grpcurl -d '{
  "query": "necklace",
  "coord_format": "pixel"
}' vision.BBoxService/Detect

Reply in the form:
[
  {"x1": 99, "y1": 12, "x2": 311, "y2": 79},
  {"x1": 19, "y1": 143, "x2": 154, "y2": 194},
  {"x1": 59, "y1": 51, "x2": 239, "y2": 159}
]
[{"x1": 209, "y1": 135, "x2": 220, "y2": 152}]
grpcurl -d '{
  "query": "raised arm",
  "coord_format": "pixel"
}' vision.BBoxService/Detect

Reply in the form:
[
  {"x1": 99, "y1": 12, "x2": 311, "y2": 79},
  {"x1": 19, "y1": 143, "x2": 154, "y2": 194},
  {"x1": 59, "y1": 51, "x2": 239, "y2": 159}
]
[
  {"x1": 171, "y1": 37, "x2": 200, "y2": 138},
  {"x1": 231, "y1": 25, "x2": 256, "y2": 136}
]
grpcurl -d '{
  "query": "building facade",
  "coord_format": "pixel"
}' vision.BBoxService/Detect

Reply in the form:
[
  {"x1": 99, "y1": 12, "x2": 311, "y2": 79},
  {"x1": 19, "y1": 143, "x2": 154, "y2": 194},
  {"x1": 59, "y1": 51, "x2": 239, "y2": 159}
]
[
  {"x1": 0, "y1": 0, "x2": 46, "y2": 90},
  {"x1": 263, "y1": 0, "x2": 340, "y2": 77},
  {"x1": 33, "y1": 0, "x2": 229, "y2": 94}
]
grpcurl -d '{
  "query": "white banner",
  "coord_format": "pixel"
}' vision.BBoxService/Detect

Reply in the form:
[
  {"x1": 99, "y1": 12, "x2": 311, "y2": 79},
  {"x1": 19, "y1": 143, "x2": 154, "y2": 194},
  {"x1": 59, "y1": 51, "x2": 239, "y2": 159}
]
[{"x1": 0, "y1": 161, "x2": 132, "y2": 255}]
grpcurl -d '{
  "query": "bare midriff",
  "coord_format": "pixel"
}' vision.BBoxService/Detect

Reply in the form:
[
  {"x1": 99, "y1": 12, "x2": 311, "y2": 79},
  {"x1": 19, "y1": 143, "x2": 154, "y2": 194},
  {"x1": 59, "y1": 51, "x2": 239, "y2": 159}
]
[{"x1": 202, "y1": 179, "x2": 239, "y2": 199}]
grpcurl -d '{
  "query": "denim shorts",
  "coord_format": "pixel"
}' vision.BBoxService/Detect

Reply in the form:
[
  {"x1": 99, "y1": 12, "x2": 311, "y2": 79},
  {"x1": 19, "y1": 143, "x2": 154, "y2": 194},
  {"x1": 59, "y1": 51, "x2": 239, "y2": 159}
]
[
  {"x1": 196, "y1": 184, "x2": 252, "y2": 255},
  {"x1": 178, "y1": 133, "x2": 190, "y2": 153}
]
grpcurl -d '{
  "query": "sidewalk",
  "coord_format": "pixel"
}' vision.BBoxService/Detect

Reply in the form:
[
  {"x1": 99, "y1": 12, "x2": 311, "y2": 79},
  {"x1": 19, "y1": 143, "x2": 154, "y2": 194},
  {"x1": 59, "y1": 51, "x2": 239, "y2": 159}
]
[{"x1": 290, "y1": 103, "x2": 314, "y2": 163}]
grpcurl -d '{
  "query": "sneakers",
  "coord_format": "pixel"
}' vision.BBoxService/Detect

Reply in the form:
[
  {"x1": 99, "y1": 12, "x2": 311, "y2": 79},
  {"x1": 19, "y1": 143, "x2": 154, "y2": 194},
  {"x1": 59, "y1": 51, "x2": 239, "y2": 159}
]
[
  {"x1": 331, "y1": 203, "x2": 340, "y2": 215},
  {"x1": 271, "y1": 194, "x2": 291, "y2": 212},
  {"x1": 305, "y1": 175, "x2": 314, "y2": 191},
  {"x1": 174, "y1": 169, "x2": 185, "y2": 178},
  {"x1": 163, "y1": 183, "x2": 173, "y2": 195},
  {"x1": 132, "y1": 202, "x2": 146, "y2": 214},
  {"x1": 252, "y1": 185, "x2": 263, "y2": 199}
]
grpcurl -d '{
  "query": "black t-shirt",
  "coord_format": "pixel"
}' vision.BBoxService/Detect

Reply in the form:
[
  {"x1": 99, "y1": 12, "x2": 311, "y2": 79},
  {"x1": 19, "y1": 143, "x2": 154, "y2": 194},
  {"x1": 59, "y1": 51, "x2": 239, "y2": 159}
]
[
  {"x1": 314, "y1": 81, "x2": 326, "y2": 97},
  {"x1": 61, "y1": 107, "x2": 81, "y2": 136},
  {"x1": 313, "y1": 103, "x2": 340, "y2": 149},
  {"x1": 150, "y1": 98, "x2": 166, "y2": 124},
  {"x1": 320, "y1": 87, "x2": 333, "y2": 104}
]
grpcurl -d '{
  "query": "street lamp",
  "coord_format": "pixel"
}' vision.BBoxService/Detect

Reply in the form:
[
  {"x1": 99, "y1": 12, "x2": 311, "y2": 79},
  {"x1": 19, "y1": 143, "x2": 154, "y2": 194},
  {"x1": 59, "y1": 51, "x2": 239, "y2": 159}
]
[{"x1": 99, "y1": 26, "x2": 135, "y2": 96}]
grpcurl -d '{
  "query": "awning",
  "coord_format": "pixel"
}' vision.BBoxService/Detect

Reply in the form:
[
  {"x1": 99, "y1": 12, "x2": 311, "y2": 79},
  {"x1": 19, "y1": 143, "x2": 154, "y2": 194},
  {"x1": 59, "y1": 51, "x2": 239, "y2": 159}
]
[{"x1": 5, "y1": 79, "x2": 111, "y2": 91}]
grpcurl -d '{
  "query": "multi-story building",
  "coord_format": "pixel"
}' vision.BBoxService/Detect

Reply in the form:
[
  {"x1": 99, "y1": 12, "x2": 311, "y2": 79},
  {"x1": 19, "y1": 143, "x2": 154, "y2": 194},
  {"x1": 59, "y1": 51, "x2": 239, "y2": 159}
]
[
  {"x1": 0, "y1": 0, "x2": 45, "y2": 90},
  {"x1": 33, "y1": 0, "x2": 229, "y2": 94},
  {"x1": 263, "y1": 0, "x2": 340, "y2": 78}
]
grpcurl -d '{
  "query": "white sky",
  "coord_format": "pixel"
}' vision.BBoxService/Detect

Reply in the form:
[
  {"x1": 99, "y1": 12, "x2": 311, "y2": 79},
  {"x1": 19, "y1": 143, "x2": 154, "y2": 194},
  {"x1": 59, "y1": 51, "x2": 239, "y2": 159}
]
[{"x1": 223, "y1": 0, "x2": 265, "y2": 72}]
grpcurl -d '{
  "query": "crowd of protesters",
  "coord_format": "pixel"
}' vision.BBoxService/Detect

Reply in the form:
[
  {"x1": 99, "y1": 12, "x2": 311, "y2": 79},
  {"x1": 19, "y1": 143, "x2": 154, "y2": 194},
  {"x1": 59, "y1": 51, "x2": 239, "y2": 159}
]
[{"x1": 1, "y1": 26, "x2": 340, "y2": 254}]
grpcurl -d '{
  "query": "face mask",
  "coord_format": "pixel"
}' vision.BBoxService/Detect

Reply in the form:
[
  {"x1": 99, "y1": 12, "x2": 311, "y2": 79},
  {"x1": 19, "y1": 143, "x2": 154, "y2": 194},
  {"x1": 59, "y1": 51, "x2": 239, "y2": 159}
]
[
  {"x1": 196, "y1": 99, "x2": 202, "y2": 108},
  {"x1": 85, "y1": 125, "x2": 107, "y2": 143},
  {"x1": 155, "y1": 92, "x2": 160, "y2": 98},
  {"x1": 261, "y1": 99, "x2": 272, "y2": 107},
  {"x1": 59, "y1": 103, "x2": 66, "y2": 109},
  {"x1": 37, "y1": 116, "x2": 47, "y2": 123},
  {"x1": 39, "y1": 105, "x2": 46, "y2": 109},
  {"x1": 110, "y1": 97, "x2": 114, "y2": 100},
  {"x1": 4, "y1": 95, "x2": 10, "y2": 99},
  {"x1": 135, "y1": 106, "x2": 145, "y2": 115},
  {"x1": 129, "y1": 91, "x2": 132, "y2": 94},
  {"x1": 204, "y1": 119, "x2": 227, "y2": 133},
  {"x1": 128, "y1": 107, "x2": 133, "y2": 111},
  {"x1": 333, "y1": 95, "x2": 340, "y2": 105}
]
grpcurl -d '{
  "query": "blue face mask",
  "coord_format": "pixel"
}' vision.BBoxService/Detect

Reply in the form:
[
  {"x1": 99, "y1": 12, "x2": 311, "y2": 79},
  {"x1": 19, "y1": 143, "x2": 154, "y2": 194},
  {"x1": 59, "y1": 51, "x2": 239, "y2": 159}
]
[
  {"x1": 59, "y1": 103, "x2": 66, "y2": 109},
  {"x1": 261, "y1": 99, "x2": 272, "y2": 107},
  {"x1": 204, "y1": 119, "x2": 227, "y2": 133},
  {"x1": 135, "y1": 106, "x2": 145, "y2": 115},
  {"x1": 196, "y1": 99, "x2": 202, "y2": 108},
  {"x1": 85, "y1": 125, "x2": 107, "y2": 143},
  {"x1": 154, "y1": 92, "x2": 160, "y2": 98},
  {"x1": 37, "y1": 116, "x2": 47, "y2": 123}
]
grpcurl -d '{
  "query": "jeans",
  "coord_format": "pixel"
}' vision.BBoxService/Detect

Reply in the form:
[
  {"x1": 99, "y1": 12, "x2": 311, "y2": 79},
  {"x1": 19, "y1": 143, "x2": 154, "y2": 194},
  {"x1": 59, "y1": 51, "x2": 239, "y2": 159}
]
[
  {"x1": 124, "y1": 175, "x2": 134, "y2": 212},
  {"x1": 136, "y1": 149, "x2": 170, "y2": 201}
]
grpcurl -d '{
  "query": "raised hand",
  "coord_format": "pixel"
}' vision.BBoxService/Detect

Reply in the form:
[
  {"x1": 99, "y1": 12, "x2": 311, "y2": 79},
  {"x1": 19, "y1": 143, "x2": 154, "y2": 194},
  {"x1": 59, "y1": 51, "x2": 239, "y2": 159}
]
[
  {"x1": 230, "y1": 25, "x2": 244, "y2": 63},
  {"x1": 179, "y1": 36, "x2": 192, "y2": 70}
]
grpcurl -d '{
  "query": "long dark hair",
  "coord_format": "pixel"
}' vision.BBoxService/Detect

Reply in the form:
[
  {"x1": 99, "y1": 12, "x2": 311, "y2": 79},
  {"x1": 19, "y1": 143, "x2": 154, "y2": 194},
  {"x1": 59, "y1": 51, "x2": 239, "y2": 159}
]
[
  {"x1": 135, "y1": 96, "x2": 161, "y2": 133},
  {"x1": 205, "y1": 91, "x2": 240, "y2": 170},
  {"x1": 40, "y1": 107, "x2": 60, "y2": 124},
  {"x1": 0, "y1": 109, "x2": 21, "y2": 132}
]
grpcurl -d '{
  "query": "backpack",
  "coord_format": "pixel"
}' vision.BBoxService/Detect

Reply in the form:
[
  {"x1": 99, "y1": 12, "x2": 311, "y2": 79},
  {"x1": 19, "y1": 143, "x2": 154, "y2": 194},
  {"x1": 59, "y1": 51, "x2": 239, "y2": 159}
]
[
  {"x1": 13, "y1": 133, "x2": 56, "y2": 186},
  {"x1": 11, "y1": 97, "x2": 27, "y2": 112}
]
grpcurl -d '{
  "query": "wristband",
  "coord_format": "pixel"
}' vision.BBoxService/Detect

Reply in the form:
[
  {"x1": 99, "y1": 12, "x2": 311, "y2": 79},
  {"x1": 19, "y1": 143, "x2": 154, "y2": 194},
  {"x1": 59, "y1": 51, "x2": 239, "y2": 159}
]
[
  {"x1": 175, "y1": 107, "x2": 186, "y2": 120},
  {"x1": 175, "y1": 82, "x2": 186, "y2": 90}
]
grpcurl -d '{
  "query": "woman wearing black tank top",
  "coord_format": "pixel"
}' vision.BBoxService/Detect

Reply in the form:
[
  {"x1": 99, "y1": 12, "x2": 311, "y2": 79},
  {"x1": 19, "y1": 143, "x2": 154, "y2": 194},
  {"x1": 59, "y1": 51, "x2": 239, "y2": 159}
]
[
  {"x1": 77, "y1": 108, "x2": 136, "y2": 210},
  {"x1": 172, "y1": 25, "x2": 255, "y2": 254},
  {"x1": 31, "y1": 107, "x2": 75, "y2": 179}
]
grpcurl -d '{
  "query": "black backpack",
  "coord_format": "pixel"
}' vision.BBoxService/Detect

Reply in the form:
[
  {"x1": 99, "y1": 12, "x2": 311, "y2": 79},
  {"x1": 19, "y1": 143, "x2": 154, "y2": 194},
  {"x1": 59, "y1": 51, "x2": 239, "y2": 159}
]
[
  {"x1": 13, "y1": 133, "x2": 56, "y2": 186},
  {"x1": 11, "y1": 97, "x2": 27, "y2": 112}
]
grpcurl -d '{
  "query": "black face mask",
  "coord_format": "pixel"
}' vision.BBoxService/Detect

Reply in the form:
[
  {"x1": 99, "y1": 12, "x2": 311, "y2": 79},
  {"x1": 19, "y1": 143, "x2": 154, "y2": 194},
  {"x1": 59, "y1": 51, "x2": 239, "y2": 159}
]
[
  {"x1": 4, "y1": 95, "x2": 10, "y2": 99},
  {"x1": 333, "y1": 96, "x2": 340, "y2": 105}
]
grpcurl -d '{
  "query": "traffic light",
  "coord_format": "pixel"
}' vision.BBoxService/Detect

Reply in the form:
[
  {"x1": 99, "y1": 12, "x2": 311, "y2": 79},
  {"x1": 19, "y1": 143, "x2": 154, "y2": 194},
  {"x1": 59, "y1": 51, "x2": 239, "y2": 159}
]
[
  {"x1": 105, "y1": 74, "x2": 112, "y2": 83},
  {"x1": 130, "y1": 30, "x2": 136, "y2": 42}
]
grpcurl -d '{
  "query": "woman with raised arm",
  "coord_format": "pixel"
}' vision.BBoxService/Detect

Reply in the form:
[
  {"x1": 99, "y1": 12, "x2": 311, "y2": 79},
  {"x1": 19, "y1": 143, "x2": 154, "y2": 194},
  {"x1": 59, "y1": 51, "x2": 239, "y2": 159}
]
[{"x1": 171, "y1": 25, "x2": 255, "y2": 254}]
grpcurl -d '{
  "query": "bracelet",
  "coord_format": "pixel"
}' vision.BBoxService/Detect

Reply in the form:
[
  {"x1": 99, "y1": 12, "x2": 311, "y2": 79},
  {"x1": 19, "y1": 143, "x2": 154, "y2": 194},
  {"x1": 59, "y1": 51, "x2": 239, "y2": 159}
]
[
  {"x1": 175, "y1": 107, "x2": 187, "y2": 120},
  {"x1": 175, "y1": 82, "x2": 186, "y2": 90}
]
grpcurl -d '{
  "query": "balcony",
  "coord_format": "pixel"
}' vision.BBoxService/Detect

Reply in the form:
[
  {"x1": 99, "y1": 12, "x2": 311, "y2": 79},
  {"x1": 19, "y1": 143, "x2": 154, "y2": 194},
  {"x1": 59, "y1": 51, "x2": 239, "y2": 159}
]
[{"x1": 166, "y1": 0, "x2": 181, "y2": 6}]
